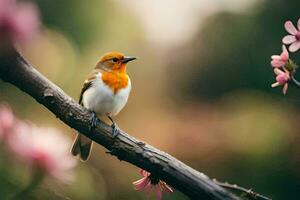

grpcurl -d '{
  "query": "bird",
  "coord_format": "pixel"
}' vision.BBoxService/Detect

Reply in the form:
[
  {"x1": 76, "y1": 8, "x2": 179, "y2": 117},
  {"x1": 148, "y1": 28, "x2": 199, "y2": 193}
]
[{"x1": 71, "y1": 52, "x2": 136, "y2": 161}]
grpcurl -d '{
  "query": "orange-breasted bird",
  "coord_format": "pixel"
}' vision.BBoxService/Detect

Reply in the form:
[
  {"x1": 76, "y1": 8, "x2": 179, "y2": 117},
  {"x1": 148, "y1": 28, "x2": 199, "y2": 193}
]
[{"x1": 71, "y1": 52, "x2": 136, "y2": 161}]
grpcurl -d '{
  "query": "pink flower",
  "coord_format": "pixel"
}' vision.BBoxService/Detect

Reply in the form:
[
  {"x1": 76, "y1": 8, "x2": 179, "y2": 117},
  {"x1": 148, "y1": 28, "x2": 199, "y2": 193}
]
[
  {"x1": 0, "y1": 103, "x2": 77, "y2": 182},
  {"x1": 271, "y1": 45, "x2": 289, "y2": 68},
  {"x1": 8, "y1": 127, "x2": 77, "y2": 182},
  {"x1": 282, "y1": 19, "x2": 300, "y2": 52},
  {"x1": 271, "y1": 68, "x2": 290, "y2": 94},
  {"x1": 133, "y1": 169, "x2": 173, "y2": 200},
  {"x1": 0, "y1": 0, "x2": 40, "y2": 44}
]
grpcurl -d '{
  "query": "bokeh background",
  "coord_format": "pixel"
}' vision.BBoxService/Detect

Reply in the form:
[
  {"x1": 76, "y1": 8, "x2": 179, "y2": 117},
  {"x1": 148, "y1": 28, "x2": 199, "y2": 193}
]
[{"x1": 1, "y1": 0, "x2": 300, "y2": 199}]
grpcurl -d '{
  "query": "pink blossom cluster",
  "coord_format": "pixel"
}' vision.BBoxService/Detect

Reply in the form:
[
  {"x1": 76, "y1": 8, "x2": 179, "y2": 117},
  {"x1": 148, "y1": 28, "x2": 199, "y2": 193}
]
[
  {"x1": 271, "y1": 19, "x2": 300, "y2": 94},
  {"x1": 133, "y1": 169, "x2": 173, "y2": 200},
  {"x1": 0, "y1": 104, "x2": 77, "y2": 182},
  {"x1": 0, "y1": 0, "x2": 39, "y2": 45},
  {"x1": 270, "y1": 45, "x2": 290, "y2": 94}
]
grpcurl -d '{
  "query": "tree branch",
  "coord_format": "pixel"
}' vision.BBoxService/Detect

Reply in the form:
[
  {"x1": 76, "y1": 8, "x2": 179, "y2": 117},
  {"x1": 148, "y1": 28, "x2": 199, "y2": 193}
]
[
  {"x1": 0, "y1": 48, "x2": 242, "y2": 200},
  {"x1": 213, "y1": 179, "x2": 271, "y2": 200}
]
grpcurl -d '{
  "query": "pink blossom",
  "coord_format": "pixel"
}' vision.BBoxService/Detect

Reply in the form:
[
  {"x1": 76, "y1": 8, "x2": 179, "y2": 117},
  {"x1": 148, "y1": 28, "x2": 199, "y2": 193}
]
[
  {"x1": 271, "y1": 45, "x2": 289, "y2": 68},
  {"x1": 133, "y1": 169, "x2": 173, "y2": 200},
  {"x1": 282, "y1": 19, "x2": 300, "y2": 52},
  {"x1": 271, "y1": 68, "x2": 290, "y2": 94},
  {"x1": 8, "y1": 127, "x2": 77, "y2": 182},
  {"x1": 0, "y1": 0, "x2": 40, "y2": 44},
  {"x1": 0, "y1": 104, "x2": 77, "y2": 182}
]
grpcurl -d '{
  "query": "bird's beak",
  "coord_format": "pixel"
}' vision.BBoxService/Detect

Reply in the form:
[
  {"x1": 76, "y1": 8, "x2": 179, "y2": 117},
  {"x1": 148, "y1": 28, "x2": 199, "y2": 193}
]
[{"x1": 122, "y1": 56, "x2": 136, "y2": 63}]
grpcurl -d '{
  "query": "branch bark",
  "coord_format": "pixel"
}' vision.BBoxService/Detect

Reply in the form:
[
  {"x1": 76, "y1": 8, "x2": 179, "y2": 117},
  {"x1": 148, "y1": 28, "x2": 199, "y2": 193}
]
[{"x1": 0, "y1": 48, "x2": 241, "y2": 200}]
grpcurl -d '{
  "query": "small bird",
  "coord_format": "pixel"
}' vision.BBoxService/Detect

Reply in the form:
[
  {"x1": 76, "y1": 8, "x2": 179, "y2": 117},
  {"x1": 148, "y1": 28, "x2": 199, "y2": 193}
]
[{"x1": 71, "y1": 52, "x2": 136, "y2": 161}]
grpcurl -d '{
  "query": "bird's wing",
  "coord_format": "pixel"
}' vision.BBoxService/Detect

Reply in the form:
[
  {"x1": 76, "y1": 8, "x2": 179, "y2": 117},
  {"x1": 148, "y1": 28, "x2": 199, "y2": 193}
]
[{"x1": 78, "y1": 70, "x2": 101, "y2": 105}]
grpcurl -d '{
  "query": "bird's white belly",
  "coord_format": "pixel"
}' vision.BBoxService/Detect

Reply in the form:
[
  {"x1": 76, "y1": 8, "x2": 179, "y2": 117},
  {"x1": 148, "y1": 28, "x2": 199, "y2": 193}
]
[{"x1": 82, "y1": 74, "x2": 131, "y2": 116}]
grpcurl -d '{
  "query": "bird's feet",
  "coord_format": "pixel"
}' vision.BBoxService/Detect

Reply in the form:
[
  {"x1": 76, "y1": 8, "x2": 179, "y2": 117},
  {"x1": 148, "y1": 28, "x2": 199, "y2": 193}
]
[
  {"x1": 108, "y1": 116, "x2": 120, "y2": 138},
  {"x1": 111, "y1": 122, "x2": 120, "y2": 138},
  {"x1": 89, "y1": 111, "x2": 99, "y2": 131}
]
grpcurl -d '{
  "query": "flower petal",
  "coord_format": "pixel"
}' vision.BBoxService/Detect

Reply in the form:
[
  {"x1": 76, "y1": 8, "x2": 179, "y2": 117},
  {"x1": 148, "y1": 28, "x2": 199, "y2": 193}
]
[
  {"x1": 281, "y1": 45, "x2": 289, "y2": 61},
  {"x1": 271, "y1": 82, "x2": 280, "y2": 88},
  {"x1": 271, "y1": 55, "x2": 281, "y2": 60},
  {"x1": 0, "y1": 105, "x2": 14, "y2": 130},
  {"x1": 140, "y1": 169, "x2": 150, "y2": 177},
  {"x1": 298, "y1": 18, "x2": 300, "y2": 31},
  {"x1": 133, "y1": 177, "x2": 151, "y2": 191},
  {"x1": 282, "y1": 35, "x2": 297, "y2": 44},
  {"x1": 271, "y1": 60, "x2": 285, "y2": 67},
  {"x1": 285, "y1": 21, "x2": 298, "y2": 35},
  {"x1": 145, "y1": 183, "x2": 153, "y2": 194},
  {"x1": 155, "y1": 185, "x2": 162, "y2": 200},
  {"x1": 10, "y1": 3, "x2": 40, "y2": 42},
  {"x1": 160, "y1": 182, "x2": 173, "y2": 193},
  {"x1": 133, "y1": 177, "x2": 147, "y2": 186},
  {"x1": 283, "y1": 83, "x2": 288, "y2": 94},
  {"x1": 274, "y1": 68, "x2": 284, "y2": 75},
  {"x1": 276, "y1": 74, "x2": 289, "y2": 84},
  {"x1": 289, "y1": 41, "x2": 300, "y2": 52}
]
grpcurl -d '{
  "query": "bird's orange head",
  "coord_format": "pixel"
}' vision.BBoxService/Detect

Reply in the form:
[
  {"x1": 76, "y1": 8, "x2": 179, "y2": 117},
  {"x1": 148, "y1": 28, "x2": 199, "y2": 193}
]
[{"x1": 95, "y1": 52, "x2": 136, "y2": 73}]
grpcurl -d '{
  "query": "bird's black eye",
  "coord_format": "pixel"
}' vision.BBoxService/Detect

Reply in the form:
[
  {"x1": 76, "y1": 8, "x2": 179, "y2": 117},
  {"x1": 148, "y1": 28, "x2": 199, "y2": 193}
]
[{"x1": 112, "y1": 58, "x2": 118, "y2": 62}]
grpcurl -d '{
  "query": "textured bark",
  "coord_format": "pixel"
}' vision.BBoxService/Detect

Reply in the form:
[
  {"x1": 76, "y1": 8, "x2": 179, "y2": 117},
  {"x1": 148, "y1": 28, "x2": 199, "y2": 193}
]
[{"x1": 0, "y1": 49, "x2": 240, "y2": 200}]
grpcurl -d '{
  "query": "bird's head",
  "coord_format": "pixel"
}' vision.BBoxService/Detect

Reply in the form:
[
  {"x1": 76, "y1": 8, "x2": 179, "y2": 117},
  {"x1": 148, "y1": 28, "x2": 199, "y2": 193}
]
[{"x1": 95, "y1": 52, "x2": 136, "y2": 73}]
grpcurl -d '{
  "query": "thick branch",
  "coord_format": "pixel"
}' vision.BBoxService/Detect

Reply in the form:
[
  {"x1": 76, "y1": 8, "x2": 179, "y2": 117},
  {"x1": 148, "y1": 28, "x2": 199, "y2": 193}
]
[{"x1": 0, "y1": 49, "x2": 240, "y2": 200}]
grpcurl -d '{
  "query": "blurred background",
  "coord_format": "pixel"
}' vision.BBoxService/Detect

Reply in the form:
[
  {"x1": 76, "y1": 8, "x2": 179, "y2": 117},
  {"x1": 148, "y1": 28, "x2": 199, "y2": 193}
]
[{"x1": 1, "y1": 0, "x2": 300, "y2": 199}]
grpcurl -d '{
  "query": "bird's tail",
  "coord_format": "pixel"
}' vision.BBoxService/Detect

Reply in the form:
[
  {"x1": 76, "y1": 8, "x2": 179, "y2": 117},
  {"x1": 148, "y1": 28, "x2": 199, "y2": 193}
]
[{"x1": 71, "y1": 133, "x2": 93, "y2": 161}]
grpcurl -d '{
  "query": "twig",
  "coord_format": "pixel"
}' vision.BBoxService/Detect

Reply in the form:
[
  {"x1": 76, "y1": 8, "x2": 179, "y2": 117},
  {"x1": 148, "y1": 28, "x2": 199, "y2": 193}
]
[
  {"x1": 290, "y1": 72, "x2": 300, "y2": 89},
  {"x1": 213, "y1": 179, "x2": 272, "y2": 200},
  {"x1": 0, "y1": 48, "x2": 246, "y2": 200}
]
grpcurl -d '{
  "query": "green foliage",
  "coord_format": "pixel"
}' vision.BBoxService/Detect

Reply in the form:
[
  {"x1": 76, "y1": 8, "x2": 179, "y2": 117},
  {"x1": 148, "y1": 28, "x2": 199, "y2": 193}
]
[
  {"x1": 33, "y1": 0, "x2": 107, "y2": 48},
  {"x1": 170, "y1": 0, "x2": 300, "y2": 102}
]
